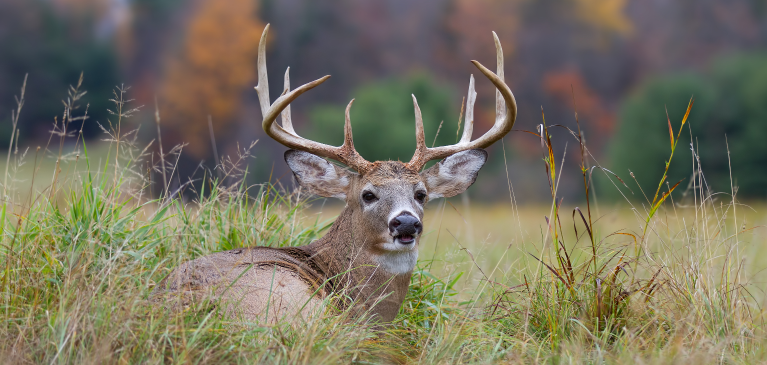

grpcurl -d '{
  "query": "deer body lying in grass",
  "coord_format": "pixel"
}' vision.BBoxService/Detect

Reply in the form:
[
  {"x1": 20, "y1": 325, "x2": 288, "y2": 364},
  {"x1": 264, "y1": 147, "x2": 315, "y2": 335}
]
[{"x1": 152, "y1": 24, "x2": 517, "y2": 325}]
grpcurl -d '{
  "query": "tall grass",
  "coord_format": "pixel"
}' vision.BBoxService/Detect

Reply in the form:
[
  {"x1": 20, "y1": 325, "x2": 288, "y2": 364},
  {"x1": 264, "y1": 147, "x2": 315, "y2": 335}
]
[
  {"x1": 485, "y1": 101, "x2": 762, "y2": 363},
  {"x1": 0, "y1": 78, "x2": 764, "y2": 364}
]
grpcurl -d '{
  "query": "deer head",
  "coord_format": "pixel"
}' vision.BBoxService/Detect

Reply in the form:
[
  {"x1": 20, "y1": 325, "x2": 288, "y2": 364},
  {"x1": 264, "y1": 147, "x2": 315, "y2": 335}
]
[{"x1": 253, "y1": 24, "x2": 517, "y2": 321}]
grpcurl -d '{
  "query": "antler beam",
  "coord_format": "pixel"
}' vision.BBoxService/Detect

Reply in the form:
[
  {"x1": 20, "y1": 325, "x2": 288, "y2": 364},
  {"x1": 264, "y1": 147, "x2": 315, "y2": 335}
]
[
  {"x1": 255, "y1": 24, "x2": 373, "y2": 173},
  {"x1": 406, "y1": 32, "x2": 517, "y2": 171}
]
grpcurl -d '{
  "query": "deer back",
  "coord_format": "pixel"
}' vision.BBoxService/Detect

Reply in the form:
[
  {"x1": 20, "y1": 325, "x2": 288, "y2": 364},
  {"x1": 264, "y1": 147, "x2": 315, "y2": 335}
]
[{"x1": 152, "y1": 246, "x2": 327, "y2": 324}]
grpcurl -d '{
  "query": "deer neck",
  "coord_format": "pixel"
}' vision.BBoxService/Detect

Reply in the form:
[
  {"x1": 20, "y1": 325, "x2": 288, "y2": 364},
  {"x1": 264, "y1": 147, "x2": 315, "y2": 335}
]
[{"x1": 305, "y1": 206, "x2": 414, "y2": 322}]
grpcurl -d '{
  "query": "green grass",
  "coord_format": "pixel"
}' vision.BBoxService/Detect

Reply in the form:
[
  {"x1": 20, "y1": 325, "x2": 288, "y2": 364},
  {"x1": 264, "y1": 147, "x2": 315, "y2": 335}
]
[{"x1": 1, "y1": 85, "x2": 766, "y2": 364}]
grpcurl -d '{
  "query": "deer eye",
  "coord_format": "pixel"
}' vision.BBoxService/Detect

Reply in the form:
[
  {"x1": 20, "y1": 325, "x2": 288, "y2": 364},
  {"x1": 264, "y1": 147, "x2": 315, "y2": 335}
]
[
  {"x1": 362, "y1": 191, "x2": 378, "y2": 203},
  {"x1": 414, "y1": 191, "x2": 427, "y2": 204}
]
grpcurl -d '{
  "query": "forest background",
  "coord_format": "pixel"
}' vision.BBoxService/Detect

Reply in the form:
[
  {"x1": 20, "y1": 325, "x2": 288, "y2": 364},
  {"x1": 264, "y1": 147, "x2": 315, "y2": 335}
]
[{"x1": 2, "y1": 0, "x2": 767, "y2": 203}]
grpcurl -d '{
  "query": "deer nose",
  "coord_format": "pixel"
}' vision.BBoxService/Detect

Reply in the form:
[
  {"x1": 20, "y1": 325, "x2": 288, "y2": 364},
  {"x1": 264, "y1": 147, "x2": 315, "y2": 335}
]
[{"x1": 389, "y1": 214, "x2": 422, "y2": 236}]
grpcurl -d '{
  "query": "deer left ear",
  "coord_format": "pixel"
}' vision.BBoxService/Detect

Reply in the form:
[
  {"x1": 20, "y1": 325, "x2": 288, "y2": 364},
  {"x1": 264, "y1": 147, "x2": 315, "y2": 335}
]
[
  {"x1": 420, "y1": 149, "x2": 487, "y2": 199},
  {"x1": 285, "y1": 150, "x2": 352, "y2": 200}
]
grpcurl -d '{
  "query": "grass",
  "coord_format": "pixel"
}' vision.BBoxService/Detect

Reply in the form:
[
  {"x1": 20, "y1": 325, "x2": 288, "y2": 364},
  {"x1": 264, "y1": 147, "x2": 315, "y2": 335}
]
[{"x1": 1, "y1": 82, "x2": 766, "y2": 364}]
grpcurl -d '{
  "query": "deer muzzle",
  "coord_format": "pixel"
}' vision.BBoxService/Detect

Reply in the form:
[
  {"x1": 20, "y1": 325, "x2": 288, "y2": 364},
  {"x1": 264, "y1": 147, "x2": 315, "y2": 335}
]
[{"x1": 389, "y1": 214, "x2": 422, "y2": 244}]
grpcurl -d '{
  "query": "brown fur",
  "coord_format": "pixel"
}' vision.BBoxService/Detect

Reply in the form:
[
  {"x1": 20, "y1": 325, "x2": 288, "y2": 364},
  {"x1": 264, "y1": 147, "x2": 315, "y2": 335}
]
[
  {"x1": 153, "y1": 162, "x2": 419, "y2": 324},
  {"x1": 364, "y1": 161, "x2": 421, "y2": 186}
]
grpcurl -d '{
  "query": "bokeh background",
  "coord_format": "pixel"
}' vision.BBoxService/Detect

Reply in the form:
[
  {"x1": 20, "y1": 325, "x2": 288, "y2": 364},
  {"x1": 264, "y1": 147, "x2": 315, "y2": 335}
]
[{"x1": 2, "y1": 0, "x2": 767, "y2": 203}]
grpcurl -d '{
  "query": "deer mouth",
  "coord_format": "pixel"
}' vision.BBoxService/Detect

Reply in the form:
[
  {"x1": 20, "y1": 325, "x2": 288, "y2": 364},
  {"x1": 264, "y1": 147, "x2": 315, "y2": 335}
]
[{"x1": 395, "y1": 234, "x2": 416, "y2": 244}]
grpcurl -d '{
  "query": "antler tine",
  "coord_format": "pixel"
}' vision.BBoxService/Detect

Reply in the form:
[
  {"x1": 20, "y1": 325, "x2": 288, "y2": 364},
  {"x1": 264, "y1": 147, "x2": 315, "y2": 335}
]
[
  {"x1": 343, "y1": 99, "x2": 355, "y2": 148},
  {"x1": 459, "y1": 75, "x2": 477, "y2": 143},
  {"x1": 256, "y1": 24, "x2": 372, "y2": 173},
  {"x1": 281, "y1": 67, "x2": 295, "y2": 135},
  {"x1": 334, "y1": 98, "x2": 370, "y2": 171},
  {"x1": 412, "y1": 94, "x2": 426, "y2": 156},
  {"x1": 493, "y1": 31, "x2": 506, "y2": 124},
  {"x1": 406, "y1": 32, "x2": 517, "y2": 171},
  {"x1": 255, "y1": 24, "x2": 271, "y2": 119}
]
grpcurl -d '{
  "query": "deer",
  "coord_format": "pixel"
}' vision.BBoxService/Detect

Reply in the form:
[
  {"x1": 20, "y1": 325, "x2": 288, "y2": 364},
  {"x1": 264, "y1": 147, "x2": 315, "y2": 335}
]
[{"x1": 151, "y1": 24, "x2": 517, "y2": 325}]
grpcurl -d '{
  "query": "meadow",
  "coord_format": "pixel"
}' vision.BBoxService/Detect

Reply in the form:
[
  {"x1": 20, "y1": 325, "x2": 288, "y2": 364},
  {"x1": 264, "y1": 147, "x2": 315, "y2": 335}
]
[{"x1": 0, "y1": 85, "x2": 765, "y2": 364}]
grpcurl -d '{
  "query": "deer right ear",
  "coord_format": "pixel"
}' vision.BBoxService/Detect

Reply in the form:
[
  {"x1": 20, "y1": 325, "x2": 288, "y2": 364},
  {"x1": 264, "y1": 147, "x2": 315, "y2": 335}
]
[
  {"x1": 420, "y1": 149, "x2": 487, "y2": 199},
  {"x1": 285, "y1": 150, "x2": 352, "y2": 199}
]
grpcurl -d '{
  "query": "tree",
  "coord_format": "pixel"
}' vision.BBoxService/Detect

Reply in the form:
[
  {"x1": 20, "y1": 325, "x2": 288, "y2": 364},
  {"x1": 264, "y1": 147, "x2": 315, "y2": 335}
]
[
  {"x1": 158, "y1": 0, "x2": 263, "y2": 160},
  {"x1": 608, "y1": 52, "x2": 767, "y2": 201}
]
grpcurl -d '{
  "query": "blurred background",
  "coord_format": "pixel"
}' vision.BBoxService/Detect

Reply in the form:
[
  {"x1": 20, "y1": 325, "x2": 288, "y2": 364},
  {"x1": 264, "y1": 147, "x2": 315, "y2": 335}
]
[{"x1": 1, "y1": 0, "x2": 767, "y2": 203}]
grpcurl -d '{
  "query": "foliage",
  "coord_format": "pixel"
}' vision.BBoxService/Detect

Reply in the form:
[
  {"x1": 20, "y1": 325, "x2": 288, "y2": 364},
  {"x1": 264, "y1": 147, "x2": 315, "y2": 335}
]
[
  {"x1": 573, "y1": 0, "x2": 633, "y2": 35},
  {"x1": 610, "y1": 52, "x2": 767, "y2": 200},
  {"x1": 308, "y1": 73, "x2": 458, "y2": 162},
  {"x1": 544, "y1": 70, "x2": 616, "y2": 145},
  {"x1": 608, "y1": 74, "x2": 708, "y2": 201},
  {"x1": 707, "y1": 53, "x2": 767, "y2": 198},
  {"x1": 158, "y1": 0, "x2": 263, "y2": 159}
]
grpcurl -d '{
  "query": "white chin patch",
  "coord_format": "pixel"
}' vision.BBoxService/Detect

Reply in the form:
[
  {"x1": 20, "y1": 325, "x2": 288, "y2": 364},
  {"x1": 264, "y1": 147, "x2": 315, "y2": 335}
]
[{"x1": 372, "y1": 239, "x2": 418, "y2": 275}]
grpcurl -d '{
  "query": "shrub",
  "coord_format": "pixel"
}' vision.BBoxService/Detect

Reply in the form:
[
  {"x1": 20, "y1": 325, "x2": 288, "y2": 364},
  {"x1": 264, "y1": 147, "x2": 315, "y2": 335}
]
[
  {"x1": 308, "y1": 73, "x2": 457, "y2": 162},
  {"x1": 609, "y1": 52, "x2": 767, "y2": 200}
]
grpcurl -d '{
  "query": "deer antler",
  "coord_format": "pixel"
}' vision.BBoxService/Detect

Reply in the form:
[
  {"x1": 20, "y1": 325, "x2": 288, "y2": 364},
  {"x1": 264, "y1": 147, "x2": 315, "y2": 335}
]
[
  {"x1": 255, "y1": 24, "x2": 373, "y2": 173},
  {"x1": 406, "y1": 32, "x2": 517, "y2": 171}
]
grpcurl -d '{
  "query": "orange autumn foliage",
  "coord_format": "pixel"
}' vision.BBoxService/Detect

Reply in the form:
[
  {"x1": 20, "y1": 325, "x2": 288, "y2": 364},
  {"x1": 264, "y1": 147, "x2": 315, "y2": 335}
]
[
  {"x1": 573, "y1": 0, "x2": 632, "y2": 35},
  {"x1": 544, "y1": 70, "x2": 615, "y2": 143},
  {"x1": 443, "y1": 0, "x2": 523, "y2": 133},
  {"x1": 446, "y1": 0, "x2": 523, "y2": 61},
  {"x1": 159, "y1": 0, "x2": 263, "y2": 159}
]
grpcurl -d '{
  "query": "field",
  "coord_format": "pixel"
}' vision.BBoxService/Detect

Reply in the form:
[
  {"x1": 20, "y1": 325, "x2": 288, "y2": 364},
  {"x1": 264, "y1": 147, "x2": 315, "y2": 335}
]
[
  {"x1": 1, "y1": 104, "x2": 766, "y2": 363},
  {"x1": 314, "y1": 200, "x2": 767, "y2": 299}
]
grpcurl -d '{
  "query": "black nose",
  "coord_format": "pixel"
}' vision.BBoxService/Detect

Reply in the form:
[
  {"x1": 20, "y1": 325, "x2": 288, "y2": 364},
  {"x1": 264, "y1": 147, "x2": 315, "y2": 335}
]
[{"x1": 389, "y1": 214, "x2": 422, "y2": 235}]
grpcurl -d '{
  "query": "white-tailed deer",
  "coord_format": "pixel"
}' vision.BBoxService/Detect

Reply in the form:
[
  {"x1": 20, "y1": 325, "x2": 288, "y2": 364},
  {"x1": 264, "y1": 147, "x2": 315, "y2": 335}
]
[{"x1": 152, "y1": 24, "x2": 517, "y2": 324}]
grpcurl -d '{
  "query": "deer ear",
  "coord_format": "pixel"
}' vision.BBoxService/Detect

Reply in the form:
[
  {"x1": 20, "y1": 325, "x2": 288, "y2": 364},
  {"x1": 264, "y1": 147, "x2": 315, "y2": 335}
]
[
  {"x1": 420, "y1": 149, "x2": 487, "y2": 199},
  {"x1": 285, "y1": 150, "x2": 351, "y2": 199}
]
